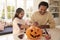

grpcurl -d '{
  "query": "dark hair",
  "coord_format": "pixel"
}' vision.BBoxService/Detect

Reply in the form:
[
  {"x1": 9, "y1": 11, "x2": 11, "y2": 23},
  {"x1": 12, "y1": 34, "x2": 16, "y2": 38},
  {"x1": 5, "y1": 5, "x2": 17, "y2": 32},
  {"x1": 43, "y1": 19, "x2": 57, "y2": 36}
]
[
  {"x1": 13, "y1": 8, "x2": 24, "y2": 20},
  {"x1": 38, "y1": 1, "x2": 49, "y2": 8}
]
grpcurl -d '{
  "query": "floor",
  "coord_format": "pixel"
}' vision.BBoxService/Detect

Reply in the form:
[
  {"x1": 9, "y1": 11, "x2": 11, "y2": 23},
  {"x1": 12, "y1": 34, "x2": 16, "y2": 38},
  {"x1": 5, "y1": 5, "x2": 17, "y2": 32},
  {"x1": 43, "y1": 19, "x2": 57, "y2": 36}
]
[{"x1": 0, "y1": 34, "x2": 14, "y2": 40}]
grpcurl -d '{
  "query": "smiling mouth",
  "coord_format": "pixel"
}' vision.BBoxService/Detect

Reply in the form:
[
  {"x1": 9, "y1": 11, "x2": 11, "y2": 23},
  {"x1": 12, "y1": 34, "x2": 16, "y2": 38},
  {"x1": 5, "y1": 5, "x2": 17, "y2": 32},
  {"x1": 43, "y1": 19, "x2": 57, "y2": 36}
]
[{"x1": 30, "y1": 34, "x2": 40, "y2": 38}]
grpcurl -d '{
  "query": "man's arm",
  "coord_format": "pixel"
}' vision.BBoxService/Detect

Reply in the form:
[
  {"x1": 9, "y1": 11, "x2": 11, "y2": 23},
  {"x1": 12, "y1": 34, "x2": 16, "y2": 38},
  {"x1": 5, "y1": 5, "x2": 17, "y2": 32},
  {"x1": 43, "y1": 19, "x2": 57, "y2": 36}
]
[
  {"x1": 30, "y1": 13, "x2": 39, "y2": 26},
  {"x1": 48, "y1": 13, "x2": 55, "y2": 28}
]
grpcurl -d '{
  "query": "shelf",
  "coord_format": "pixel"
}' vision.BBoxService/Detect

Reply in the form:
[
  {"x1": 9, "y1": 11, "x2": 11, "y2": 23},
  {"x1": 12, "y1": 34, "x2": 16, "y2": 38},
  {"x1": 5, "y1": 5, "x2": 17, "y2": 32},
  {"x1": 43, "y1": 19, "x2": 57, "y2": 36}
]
[
  {"x1": 49, "y1": 6, "x2": 60, "y2": 7},
  {"x1": 51, "y1": 12, "x2": 60, "y2": 13},
  {"x1": 52, "y1": 13, "x2": 59, "y2": 18},
  {"x1": 53, "y1": 0, "x2": 60, "y2": 2},
  {"x1": 49, "y1": 0, "x2": 60, "y2": 25},
  {"x1": 49, "y1": 7, "x2": 59, "y2": 12}
]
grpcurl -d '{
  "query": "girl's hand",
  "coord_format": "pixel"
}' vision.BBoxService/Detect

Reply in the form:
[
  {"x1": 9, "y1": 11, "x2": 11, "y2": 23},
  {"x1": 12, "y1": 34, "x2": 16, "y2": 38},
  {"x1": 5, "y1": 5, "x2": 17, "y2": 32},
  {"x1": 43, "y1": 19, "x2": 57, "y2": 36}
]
[
  {"x1": 21, "y1": 24, "x2": 30, "y2": 30},
  {"x1": 20, "y1": 25, "x2": 25, "y2": 30}
]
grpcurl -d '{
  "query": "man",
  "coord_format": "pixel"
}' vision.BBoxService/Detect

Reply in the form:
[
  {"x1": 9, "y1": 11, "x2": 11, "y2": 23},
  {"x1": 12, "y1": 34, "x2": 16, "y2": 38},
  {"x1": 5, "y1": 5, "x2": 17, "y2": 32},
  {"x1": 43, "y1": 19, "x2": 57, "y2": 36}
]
[{"x1": 30, "y1": 1, "x2": 55, "y2": 28}]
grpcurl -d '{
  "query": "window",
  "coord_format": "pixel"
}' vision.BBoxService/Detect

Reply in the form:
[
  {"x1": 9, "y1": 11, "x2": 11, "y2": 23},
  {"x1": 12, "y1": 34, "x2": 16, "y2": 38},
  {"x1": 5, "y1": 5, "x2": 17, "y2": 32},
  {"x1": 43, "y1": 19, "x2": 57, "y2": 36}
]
[
  {"x1": 7, "y1": 0, "x2": 15, "y2": 19},
  {"x1": 26, "y1": 0, "x2": 33, "y2": 9},
  {"x1": 0, "y1": 0, "x2": 5, "y2": 19},
  {"x1": 25, "y1": 0, "x2": 33, "y2": 19},
  {"x1": 0, "y1": 0, "x2": 15, "y2": 22},
  {"x1": 0, "y1": 0, "x2": 34, "y2": 22},
  {"x1": 17, "y1": 0, "x2": 24, "y2": 9}
]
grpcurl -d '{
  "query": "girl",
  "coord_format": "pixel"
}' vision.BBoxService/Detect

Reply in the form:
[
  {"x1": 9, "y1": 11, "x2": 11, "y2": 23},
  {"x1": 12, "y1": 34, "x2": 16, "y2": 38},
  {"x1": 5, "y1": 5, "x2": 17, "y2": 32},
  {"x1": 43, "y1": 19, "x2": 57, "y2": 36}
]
[{"x1": 13, "y1": 8, "x2": 27, "y2": 40}]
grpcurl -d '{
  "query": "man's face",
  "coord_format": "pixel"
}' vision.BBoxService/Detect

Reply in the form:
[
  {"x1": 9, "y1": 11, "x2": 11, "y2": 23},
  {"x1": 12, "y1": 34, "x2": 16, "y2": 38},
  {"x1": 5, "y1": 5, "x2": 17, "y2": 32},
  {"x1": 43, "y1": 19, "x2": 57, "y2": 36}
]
[{"x1": 39, "y1": 5, "x2": 47, "y2": 15}]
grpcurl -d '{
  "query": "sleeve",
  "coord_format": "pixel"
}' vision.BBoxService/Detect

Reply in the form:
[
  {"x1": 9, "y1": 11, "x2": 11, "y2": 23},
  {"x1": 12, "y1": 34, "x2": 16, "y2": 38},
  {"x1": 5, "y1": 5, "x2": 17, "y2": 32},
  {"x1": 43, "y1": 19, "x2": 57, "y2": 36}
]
[
  {"x1": 13, "y1": 19, "x2": 20, "y2": 28},
  {"x1": 13, "y1": 19, "x2": 20, "y2": 34},
  {"x1": 48, "y1": 13, "x2": 56, "y2": 28}
]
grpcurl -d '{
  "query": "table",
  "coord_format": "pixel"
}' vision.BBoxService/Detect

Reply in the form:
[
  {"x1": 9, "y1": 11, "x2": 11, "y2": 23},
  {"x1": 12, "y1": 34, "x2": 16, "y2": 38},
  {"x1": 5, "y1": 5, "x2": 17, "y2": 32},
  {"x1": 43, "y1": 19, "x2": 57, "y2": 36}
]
[
  {"x1": 46, "y1": 28, "x2": 60, "y2": 40},
  {"x1": 0, "y1": 28, "x2": 60, "y2": 40},
  {"x1": 25, "y1": 28, "x2": 60, "y2": 40}
]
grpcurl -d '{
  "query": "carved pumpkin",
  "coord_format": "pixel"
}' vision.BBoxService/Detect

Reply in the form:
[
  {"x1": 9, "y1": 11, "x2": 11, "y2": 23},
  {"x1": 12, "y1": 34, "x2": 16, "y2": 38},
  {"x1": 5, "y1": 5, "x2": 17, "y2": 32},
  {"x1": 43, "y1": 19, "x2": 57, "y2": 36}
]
[{"x1": 26, "y1": 26, "x2": 42, "y2": 39}]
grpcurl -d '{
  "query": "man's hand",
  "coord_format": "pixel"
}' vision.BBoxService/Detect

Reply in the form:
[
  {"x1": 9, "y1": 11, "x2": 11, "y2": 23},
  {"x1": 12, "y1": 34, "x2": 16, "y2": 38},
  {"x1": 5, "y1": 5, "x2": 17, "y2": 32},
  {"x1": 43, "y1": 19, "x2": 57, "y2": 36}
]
[
  {"x1": 24, "y1": 25, "x2": 29, "y2": 29},
  {"x1": 32, "y1": 22, "x2": 39, "y2": 26},
  {"x1": 45, "y1": 34, "x2": 51, "y2": 40}
]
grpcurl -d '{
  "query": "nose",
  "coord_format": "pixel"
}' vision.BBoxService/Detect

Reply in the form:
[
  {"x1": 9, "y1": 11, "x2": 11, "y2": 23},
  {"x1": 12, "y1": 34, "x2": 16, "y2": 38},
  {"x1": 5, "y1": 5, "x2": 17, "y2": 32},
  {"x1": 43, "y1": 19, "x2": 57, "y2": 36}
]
[{"x1": 35, "y1": 32, "x2": 37, "y2": 34}]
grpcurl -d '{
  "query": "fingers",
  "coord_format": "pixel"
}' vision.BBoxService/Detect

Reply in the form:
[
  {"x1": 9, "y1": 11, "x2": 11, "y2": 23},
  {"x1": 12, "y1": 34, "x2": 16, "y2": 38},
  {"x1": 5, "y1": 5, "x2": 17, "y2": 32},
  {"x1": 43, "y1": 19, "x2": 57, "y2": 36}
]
[
  {"x1": 32, "y1": 22, "x2": 39, "y2": 26},
  {"x1": 45, "y1": 34, "x2": 51, "y2": 40}
]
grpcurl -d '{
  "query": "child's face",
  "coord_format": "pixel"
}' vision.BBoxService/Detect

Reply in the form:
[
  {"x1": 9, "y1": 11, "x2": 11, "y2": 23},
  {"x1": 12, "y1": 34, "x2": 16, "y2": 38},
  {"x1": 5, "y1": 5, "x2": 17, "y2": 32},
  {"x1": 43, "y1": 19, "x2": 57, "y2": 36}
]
[{"x1": 18, "y1": 11, "x2": 24, "y2": 19}]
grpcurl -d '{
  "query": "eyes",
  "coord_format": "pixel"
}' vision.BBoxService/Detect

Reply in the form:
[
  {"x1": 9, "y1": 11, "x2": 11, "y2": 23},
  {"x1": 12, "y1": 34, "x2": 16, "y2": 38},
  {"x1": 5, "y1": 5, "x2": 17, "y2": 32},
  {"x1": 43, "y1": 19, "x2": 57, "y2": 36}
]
[{"x1": 31, "y1": 29, "x2": 39, "y2": 32}]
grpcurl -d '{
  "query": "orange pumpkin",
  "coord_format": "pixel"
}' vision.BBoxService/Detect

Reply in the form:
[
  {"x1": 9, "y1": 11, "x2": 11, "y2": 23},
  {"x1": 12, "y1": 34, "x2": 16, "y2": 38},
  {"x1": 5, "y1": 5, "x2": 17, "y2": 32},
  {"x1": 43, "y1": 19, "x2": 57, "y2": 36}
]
[{"x1": 26, "y1": 26, "x2": 42, "y2": 39}]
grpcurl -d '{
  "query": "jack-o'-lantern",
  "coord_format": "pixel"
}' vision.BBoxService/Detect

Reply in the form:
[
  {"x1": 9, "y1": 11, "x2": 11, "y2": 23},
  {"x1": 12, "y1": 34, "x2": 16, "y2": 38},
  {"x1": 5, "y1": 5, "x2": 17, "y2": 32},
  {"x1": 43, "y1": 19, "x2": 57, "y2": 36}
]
[{"x1": 26, "y1": 26, "x2": 42, "y2": 39}]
